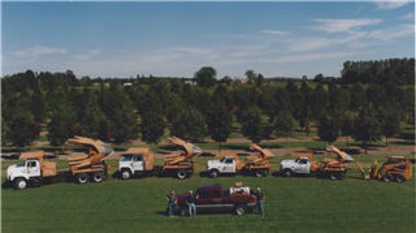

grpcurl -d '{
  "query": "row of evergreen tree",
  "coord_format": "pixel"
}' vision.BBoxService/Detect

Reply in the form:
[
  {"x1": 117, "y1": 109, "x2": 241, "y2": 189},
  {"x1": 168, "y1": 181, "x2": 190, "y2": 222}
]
[
  {"x1": 341, "y1": 58, "x2": 414, "y2": 85},
  {"x1": 1, "y1": 63, "x2": 414, "y2": 150}
]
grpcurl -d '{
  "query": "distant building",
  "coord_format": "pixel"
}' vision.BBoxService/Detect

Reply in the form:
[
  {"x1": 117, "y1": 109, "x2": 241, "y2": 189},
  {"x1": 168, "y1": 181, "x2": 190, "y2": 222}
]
[{"x1": 123, "y1": 82, "x2": 133, "y2": 87}]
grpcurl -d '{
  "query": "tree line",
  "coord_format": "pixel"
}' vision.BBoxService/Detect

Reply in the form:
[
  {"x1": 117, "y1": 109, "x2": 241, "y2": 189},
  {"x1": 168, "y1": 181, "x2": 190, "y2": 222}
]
[{"x1": 1, "y1": 59, "x2": 414, "y2": 152}]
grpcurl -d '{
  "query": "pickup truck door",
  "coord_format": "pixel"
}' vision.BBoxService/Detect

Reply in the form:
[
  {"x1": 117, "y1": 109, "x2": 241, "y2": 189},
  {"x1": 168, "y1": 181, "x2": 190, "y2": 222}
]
[
  {"x1": 222, "y1": 158, "x2": 236, "y2": 173},
  {"x1": 294, "y1": 159, "x2": 310, "y2": 174},
  {"x1": 26, "y1": 161, "x2": 41, "y2": 177},
  {"x1": 131, "y1": 155, "x2": 144, "y2": 171}
]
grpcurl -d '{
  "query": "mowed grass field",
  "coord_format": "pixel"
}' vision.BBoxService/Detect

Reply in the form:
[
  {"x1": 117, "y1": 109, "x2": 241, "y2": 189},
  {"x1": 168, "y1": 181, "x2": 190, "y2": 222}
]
[{"x1": 2, "y1": 154, "x2": 415, "y2": 232}]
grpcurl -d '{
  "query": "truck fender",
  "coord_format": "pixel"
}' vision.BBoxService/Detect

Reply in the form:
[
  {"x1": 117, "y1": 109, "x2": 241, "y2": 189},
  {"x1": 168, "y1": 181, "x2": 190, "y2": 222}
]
[{"x1": 119, "y1": 165, "x2": 134, "y2": 175}]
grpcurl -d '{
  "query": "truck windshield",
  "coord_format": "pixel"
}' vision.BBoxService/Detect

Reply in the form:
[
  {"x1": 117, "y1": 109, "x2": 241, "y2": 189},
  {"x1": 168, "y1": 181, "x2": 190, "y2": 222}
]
[
  {"x1": 121, "y1": 156, "x2": 132, "y2": 162},
  {"x1": 16, "y1": 163, "x2": 24, "y2": 167},
  {"x1": 220, "y1": 158, "x2": 226, "y2": 163}
]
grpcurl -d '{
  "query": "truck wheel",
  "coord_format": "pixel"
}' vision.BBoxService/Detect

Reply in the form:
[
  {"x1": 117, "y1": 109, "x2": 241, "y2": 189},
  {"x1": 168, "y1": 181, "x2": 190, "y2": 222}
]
[
  {"x1": 121, "y1": 170, "x2": 131, "y2": 180},
  {"x1": 180, "y1": 208, "x2": 187, "y2": 216},
  {"x1": 14, "y1": 178, "x2": 27, "y2": 190},
  {"x1": 383, "y1": 174, "x2": 393, "y2": 183},
  {"x1": 92, "y1": 172, "x2": 105, "y2": 183},
  {"x1": 76, "y1": 173, "x2": 89, "y2": 184},
  {"x1": 329, "y1": 173, "x2": 337, "y2": 181},
  {"x1": 255, "y1": 171, "x2": 265, "y2": 178},
  {"x1": 395, "y1": 175, "x2": 406, "y2": 183},
  {"x1": 283, "y1": 169, "x2": 293, "y2": 177},
  {"x1": 209, "y1": 169, "x2": 220, "y2": 178},
  {"x1": 234, "y1": 205, "x2": 246, "y2": 216},
  {"x1": 177, "y1": 170, "x2": 188, "y2": 180}
]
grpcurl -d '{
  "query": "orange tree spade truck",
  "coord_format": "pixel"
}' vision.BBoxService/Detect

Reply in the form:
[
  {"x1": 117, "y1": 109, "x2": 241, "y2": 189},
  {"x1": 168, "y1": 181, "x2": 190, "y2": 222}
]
[
  {"x1": 117, "y1": 137, "x2": 203, "y2": 180},
  {"x1": 279, "y1": 145, "x2": 353, "y2": 180},
  {"x1": 65, "y1": 136, "x2": 114, "y2": 184},
  {"x1": 204, "y1": 144, "x2": 273, "y2": 178},
  {"x1": 160, "y1": 137, "x2": 203, "y2": 179},
  {"x1": 358, "y1": 156, "x2": 413, "y2": 183},
  {"x1": 5, "y1": 136, "x2": 114, "y2": 190}
]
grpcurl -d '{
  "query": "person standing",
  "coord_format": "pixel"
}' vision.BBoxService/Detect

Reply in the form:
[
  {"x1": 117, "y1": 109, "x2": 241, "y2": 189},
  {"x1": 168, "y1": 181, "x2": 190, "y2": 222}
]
[
  {"x1": 166, "y1": 190, "x2": 177, "y2": 217},
  {"x1": 186, "y1": 190, "x2": 197, "y2": 217},
  {"x1": 255, "y1": 187, "x2": 265, "y2": 216}
]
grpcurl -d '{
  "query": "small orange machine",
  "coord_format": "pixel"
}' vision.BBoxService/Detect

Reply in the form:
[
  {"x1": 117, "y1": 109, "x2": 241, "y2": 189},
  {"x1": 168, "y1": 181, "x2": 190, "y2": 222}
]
[{"x1": 358, "y1": 156, "x2": 413, "y2": 183}]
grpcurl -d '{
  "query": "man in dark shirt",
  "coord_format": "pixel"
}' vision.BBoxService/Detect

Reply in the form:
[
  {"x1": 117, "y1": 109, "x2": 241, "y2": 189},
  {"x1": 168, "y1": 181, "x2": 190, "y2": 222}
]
[
  {"x1": 186, "y1": 190, "x2": 198, "y2": 217},
  {"x1": 166, "y1": 190, "x2": 177, "y2": 217},
  {"x1": 255, "y1": 187, "x2": 265, "y2": 216}
]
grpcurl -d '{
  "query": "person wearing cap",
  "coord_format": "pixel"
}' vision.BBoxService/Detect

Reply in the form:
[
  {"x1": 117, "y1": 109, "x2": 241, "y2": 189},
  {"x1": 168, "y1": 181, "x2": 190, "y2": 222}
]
[
  {"x1": 186, "y1": 190, "x2": 198, "y2": 217},
  {"x1": 255, "y1": 187, "x2": 265, "y2": 216},
  {"x1": 166, "y1": 190, "x2": 177, "y2": 217}
]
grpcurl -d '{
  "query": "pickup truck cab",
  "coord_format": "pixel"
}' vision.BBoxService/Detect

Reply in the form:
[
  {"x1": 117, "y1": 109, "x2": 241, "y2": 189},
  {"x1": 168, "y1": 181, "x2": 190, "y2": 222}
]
[
  {"x1": 280, "y1": 156, "x2": 313, "y2": 177},
  {"x1": 175, "y1": 184, "x2": 257, "y2": 216}
]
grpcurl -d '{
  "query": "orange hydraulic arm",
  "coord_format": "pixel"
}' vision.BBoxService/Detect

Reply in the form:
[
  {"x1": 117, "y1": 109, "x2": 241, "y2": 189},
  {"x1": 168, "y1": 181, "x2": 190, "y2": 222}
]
[
  {"x1": 66, "y1": 136, "x2": 114, "y2": 171},
  {"x1": 164, "y1": 137, "x2": 203, "y2": 166},
  {"x1": 245, "y1": 144, "x2": 273, "y2": 170}
]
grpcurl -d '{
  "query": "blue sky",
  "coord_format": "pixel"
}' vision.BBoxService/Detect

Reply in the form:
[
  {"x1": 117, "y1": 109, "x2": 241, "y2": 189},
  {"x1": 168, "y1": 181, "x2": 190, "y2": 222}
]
[{"x1": 2, "y1": 1, "x2": 414, "y2": 78}]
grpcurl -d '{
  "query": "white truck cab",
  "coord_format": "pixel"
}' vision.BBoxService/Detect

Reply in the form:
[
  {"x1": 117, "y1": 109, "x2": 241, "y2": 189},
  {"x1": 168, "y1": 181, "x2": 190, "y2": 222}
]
[
  {"x1": 280, "y1": 156, "x2": 311, "y2": 177},
  {"x1": 207, "y1": 156, "x2": 237, "y2": 177},
  {"x1": 118, "y1": 154, "x2": 145, "y2": 179},
  {"x1": 7, "y1": 160, "x2": 41, "y2": 189}
]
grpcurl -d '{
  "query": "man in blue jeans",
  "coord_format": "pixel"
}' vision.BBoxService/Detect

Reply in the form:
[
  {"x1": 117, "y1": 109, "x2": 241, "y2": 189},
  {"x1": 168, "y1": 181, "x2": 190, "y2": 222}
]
[
  {"x1": 186, "y1": 190, "x2": 198, "y2": 217},
  {"x1": 166, "y1": 190, "x2": 177, "y2": 217},
  {"x1": 255, "y1": 187, "x2": 265, "y2": 216}
]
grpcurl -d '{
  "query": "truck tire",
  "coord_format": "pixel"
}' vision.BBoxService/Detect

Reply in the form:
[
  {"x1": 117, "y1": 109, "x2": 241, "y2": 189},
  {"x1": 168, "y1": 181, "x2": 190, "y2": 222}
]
[
  {"x1": 180, "y1": 207, "x2": 187, "y2": 216},
  {"x1": 14, "y1": 178, "x2": 27, "y2": 190},
  {"x1": 209, "y1": 169, "x2": 220, "y2": 178},
  {"x1": 120, "y1": 169, "x2": 132, "y2": 180},
  {"x1": 177, "y1": 170, "x2": 188, "y2": 180},
  {"x1": 255, "y1": 171, "x2": 265, "y2": 178},
  {"x1": 383, "y1": 174, "x2": 393, "y2": 183},
  {"x1": 329, "y1": 173, "x2": 337, "y2": 181},
  {"x1": 92, "y1": 172, "x2": 105, "y2": 183},
  {"x1": 283, "y1": 169, "x2": 293, "y2": 177},
  {"x1": 395, "y1": 175, "x2": 406, "y2": 183},
  {"x1": 234, "y1": 205, "x2": 246, "y2": 216},
  {"x1": 76, "y1": 173, "x2": 89, "y2": 184}
]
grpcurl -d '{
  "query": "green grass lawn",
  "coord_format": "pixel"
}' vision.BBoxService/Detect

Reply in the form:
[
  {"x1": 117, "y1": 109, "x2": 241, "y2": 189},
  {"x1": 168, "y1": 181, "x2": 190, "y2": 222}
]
[{"x1": 2, "y1": 154, "x2": 415, "y2": 232}]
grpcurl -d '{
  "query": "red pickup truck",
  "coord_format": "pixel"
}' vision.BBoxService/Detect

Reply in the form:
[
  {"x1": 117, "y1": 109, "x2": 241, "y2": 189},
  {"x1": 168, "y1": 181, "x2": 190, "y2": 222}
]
[{"x1": 175, "y1": 184, "x2": 257, "y2": 216}]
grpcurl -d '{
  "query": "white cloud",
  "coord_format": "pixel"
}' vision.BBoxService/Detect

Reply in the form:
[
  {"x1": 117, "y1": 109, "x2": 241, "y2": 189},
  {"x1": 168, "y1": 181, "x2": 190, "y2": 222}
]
[
  {"x1": 261, "y1": 52, "x2": 358, "y2": 64},
  {"x1": 376, "y1": 0, "x2": 410, "y2": 10},
  {"x1": 10, "y1": 45, "x2": 67, "y2": 58},
  {"x1": 312, "y1": 18, "x2": 382, "y2": 33},
  {"x1": 399, "y1": 13, "x2": 414, "y2": 20},
  {"x1": 259, "y1": 30, "x2": 289, "y2": 36},
  {"x1": 73, "y1": 49, "x2": 102, "y2": 60}
]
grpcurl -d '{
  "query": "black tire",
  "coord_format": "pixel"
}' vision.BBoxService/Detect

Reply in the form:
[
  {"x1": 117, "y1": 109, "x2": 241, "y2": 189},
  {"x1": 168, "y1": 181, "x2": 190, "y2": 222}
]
[
  {"x1": 177, "y1": 170, "x2": 188, "y2": 180},
  {"x1": 180, "y1": 207, "x2": 187, "y2": 216},
  {"x1": 395, "y1": 175, "x2": 406, "y2": 183},
  {"x1": 120, "y1": 169, "x2": 132, "y2": 180},
  {"x1": 209, "y1": 169, "x2": 220, "y2": 178},
  {"x1": 254, "y1": 171, "x2": 265, "y2": 178},
  {"x1": 14, "y1": 178, "x2": 27, "y2": 190},
  {"x1": 234, "y1": 205, "x2": 247, "y2": 216},
  {"x1": 282, "y1": 169, "x2": 293, "y2": 177},
  {"x1": 383, "y1": 173, "x2": 393, "y2": 183},
  {"x1": 76, "y1": 173, "x2": 89, "y2": 184},
  {"x1": 329, "y1": 173, "x2": 337, "y2": 181},
  {"x1": 92, "y1": 172, "x2": 105, "y2": 183}
]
